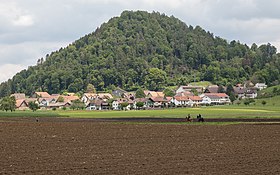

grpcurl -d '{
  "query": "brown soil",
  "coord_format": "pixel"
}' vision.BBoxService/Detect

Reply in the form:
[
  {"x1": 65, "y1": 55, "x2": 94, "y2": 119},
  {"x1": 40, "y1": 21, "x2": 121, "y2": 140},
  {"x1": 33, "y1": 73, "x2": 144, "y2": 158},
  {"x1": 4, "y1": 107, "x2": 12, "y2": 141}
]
[{"x1": 0, "y1": 118, "x2": 279, "y2": 174}]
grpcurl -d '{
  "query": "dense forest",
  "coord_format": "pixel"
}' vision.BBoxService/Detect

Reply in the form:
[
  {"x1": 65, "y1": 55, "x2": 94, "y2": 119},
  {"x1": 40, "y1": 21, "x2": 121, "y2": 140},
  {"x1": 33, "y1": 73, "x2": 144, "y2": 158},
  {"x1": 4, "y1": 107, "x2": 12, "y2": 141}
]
[{"x1": 0, "y1": 10, "x2": 280, "y2": 97}]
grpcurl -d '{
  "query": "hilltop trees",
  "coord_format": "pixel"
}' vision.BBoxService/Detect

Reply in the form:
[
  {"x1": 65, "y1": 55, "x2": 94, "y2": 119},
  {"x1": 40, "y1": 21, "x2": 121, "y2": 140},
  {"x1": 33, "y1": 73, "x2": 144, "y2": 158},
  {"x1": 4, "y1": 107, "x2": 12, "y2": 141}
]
[
  {"x1": 0, "y1": 10, "x2": 279, "y2": 97},
  {"x1": 144, "y1": 68, "x2": 167, "y2": 91}
]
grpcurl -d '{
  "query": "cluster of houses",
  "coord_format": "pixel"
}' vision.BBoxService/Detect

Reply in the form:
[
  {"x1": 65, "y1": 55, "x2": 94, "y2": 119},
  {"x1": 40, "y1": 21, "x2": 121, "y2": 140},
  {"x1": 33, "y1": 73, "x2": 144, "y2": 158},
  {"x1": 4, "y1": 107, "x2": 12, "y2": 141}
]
[
  {"x1": 11, "y1": 82, "x2": 267, "y2": 111},
  {"x1": 12, "y1": 92, "x2": 79, "y2": 110}
]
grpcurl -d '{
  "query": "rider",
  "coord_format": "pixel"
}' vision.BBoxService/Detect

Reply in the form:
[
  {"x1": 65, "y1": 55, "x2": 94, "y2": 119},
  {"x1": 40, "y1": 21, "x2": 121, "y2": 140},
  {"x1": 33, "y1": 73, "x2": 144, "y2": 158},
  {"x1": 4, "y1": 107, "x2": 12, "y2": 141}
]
[{"x1": 186, "y1": 114, "x2": 192, "y2": 122}]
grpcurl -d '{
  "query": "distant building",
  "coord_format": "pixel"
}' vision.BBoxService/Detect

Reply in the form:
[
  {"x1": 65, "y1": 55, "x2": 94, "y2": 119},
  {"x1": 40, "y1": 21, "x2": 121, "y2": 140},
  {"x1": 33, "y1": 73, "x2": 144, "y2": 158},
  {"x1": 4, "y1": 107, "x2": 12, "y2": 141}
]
[
  {"x1": 200, "y1": 93, "x2": 230, "y2": 105},
  {"x1": 245, "y1": 88, "x2": 258, "y2": 99},
  {"x1": 176, "y1": 85, "x2": 204, "y2": 94},
  {"x1": 11, "y1": 93, "x2": 26, "y2": 100},
  {"x1": 32, "y1": 92, "x2": 51, "y2": 98},
  {"x1": 255, "y1": 83, "x2": 267, "y2": 90},
  {"x1": 16, "y1": 99, "x2": 29, "y2": 110},
  {"x1": 112, "y1": 88, "x2": 127, "y2": 97}
]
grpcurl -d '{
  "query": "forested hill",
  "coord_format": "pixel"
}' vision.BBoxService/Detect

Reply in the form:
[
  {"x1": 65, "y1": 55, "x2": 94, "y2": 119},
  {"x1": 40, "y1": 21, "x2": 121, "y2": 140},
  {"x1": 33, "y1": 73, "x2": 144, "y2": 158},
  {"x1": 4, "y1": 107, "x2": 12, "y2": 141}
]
[{"x1": 1, "y1": 10, "x2": 280, "y2": 97}]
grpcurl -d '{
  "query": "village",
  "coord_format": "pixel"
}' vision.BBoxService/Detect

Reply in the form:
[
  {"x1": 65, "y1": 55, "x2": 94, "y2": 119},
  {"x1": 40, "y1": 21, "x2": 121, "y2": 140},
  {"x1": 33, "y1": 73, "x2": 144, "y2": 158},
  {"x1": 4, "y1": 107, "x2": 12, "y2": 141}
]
[{"x1": 11, "y1": 83, "x2": 267, "y2": 111}]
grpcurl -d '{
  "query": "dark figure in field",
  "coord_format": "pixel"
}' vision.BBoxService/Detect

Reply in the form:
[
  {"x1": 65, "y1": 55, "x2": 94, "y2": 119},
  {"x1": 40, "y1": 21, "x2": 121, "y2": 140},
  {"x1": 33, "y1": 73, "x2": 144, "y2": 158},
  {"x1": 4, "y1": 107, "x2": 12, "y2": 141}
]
[
  {"x1": 186, "y1": 114, "x2": 192, "y2": 122},
  {"x1": 197, "y1": 114, "x2": 204, "y2": 122},
  {"x1": 36, "y1": 118, "x2": 39, "y2": 122}
]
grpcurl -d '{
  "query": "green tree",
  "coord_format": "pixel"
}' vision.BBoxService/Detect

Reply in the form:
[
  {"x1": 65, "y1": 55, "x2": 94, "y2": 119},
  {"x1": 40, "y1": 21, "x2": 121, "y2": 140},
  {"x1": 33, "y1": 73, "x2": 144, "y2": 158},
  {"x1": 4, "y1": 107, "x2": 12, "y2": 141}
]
[
  {"x1": 120, "y1": 102, "x2": 129, "y2": 110},
  {"x1": 70, "y1": 99, "x2": 85, "y2": 110},
  {"x1": 229, "y1": 93, "x2": 236, "y2": 103},
  {"x1": 163, "y1": 88, "x2": 175, "y2": 97},
  {"x1": 28, "y1": 101, "x2": 40, "y2": 112},
  {"x1": 190, "y1": 88, "x2": 198, "y2": 96},
  {"x1": 0, "y1": 96, "x2": 16, "y2": 112},
  {"x1": 144, "y1": 68, "x2": 167, "y2": 91},
  {"x1": 218, "y1": 85, "x2": 225, "y2": 93},
  {"x1": 135, "y1": 88, "x2": 146, "y2": 98},
  {"x1": 261, "y1": 100, "x2": 267, "y2": 106},
  {"x1": 86, "y1": 83, "x2": 96, "y2": 93},
  {"x1": 136, "y1": 101, "x2": 144, "y2": 109},
  {"x1": 244, "y1": 98, "x2": 255, "y2": 106},
  {"x1": 57, "y1": 96, "x2": 64, "y2": 102},
  {"x1": 226, "y1": 84, "x2": 234, "y2": 96}
]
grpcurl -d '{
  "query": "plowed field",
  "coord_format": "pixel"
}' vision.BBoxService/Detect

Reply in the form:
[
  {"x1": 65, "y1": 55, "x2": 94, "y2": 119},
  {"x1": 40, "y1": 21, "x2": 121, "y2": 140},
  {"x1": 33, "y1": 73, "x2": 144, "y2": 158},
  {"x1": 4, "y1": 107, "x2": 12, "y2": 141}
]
[{"x1": 0, "y1": 118, "x2": 279, "y2": 174}]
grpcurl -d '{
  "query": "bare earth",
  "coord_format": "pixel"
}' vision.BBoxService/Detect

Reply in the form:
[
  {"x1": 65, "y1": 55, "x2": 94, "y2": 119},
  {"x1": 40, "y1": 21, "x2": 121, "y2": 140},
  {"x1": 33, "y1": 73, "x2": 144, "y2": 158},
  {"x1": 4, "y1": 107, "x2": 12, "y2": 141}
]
[{"x1": 0, "y1": 118, "x2": 279, "y2": 175}]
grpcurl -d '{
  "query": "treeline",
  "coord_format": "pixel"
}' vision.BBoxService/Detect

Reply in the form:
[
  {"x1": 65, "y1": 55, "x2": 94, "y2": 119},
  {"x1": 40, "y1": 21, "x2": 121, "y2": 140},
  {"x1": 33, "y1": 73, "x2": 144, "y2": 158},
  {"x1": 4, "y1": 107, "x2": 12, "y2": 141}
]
[{"x1": 0, "y1": 10, "x2": 280, "y2": 97}]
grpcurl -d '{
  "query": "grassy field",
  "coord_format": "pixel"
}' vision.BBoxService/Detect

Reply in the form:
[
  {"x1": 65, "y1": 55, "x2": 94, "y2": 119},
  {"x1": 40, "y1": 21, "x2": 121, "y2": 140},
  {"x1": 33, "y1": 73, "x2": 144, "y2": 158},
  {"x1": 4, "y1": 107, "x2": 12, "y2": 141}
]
[
  {"x1": 0, "y1": 96, "x2": 279, "y2": 119},
  {"x1": 57, "y1": 96, "x2": 280, "y2": 119},
  {"x1": 57, "y1": 107, "x2": 279, "y2": 119}
]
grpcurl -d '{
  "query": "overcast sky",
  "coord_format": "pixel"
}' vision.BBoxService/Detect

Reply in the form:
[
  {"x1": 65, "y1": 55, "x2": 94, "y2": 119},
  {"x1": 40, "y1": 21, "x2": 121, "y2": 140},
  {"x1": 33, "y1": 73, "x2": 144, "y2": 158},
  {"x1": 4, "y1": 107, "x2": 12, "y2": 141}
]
[{"x1": 1, "y1": 0, "x2": 280, "y2": 83}]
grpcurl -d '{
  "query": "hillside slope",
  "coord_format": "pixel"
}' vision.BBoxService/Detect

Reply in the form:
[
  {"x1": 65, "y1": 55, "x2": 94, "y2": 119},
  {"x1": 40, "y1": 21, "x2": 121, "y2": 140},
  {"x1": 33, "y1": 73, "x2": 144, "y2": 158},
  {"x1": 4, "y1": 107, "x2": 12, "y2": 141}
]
[{"x1": 0, "y1": 10, "x2": 279, "y2": 96}]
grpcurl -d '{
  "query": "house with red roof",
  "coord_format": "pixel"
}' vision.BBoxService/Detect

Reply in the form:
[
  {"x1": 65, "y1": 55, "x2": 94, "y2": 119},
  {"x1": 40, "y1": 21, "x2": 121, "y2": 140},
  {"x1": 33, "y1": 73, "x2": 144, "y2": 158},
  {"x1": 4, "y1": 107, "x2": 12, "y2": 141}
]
[
  {"x1": 32, "y1": 92, "x2": 51, "y2": 98},
  {"x1": 16, "y1": 99, "x2": 29, "y2": 110},
  {"x1": 188, "y1": 96, "x2": 203, "y2": 107},
  {"x1": 171, "y1": 96, "x2": 190, "y2": 106}
]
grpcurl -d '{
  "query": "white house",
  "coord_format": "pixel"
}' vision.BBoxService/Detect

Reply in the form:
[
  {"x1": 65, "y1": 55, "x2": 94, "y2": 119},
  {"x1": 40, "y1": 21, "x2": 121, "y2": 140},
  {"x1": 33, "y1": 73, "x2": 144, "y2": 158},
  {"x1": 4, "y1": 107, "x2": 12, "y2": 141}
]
[
  {"x1": 245, "y1": 89, "x2": 258, "y2": 99},
  {"x1": 234, "y1": 87, "x2": 246, "y2": 99},
  {"x1": 133, "y1": 98, "x2": 150, "y2": 109},
  {"x1": 188, "y1": 96, "x2": 203, "y2": 107},
  {"x1": 86, "y1": 99, "x2": 103, "y2": 110},
  {"x1": 200, "y1": 93, "x2": 230, "y2": 105},
  {"x1": 82, "y1": 93, "x2": 113, "y2": 104},
  {"x1": 81, "y1": 93, "x2": 96, "y2": 104},
  {"x1": 171, "y1": 96, "x2": 190, "y2": 106},
  {"x1": 255, "y1": 83, "x2": 267, "y2": 90},
  {"x1": 112, "y1": 98, "x2": 134, "y2": 110}
]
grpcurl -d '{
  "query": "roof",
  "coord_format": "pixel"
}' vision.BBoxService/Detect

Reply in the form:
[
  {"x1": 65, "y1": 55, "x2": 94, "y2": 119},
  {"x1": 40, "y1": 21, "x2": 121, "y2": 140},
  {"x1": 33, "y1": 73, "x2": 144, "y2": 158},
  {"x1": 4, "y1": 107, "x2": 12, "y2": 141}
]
[
  {"x1": 11, "y1": 93, "x2": 26, "y2": 100},
  {"x1": 188, "y1": 96, "x2": 202, "y2": 101},
  {"x1": 144, "y1": 90, "x2": 150, "y2": 96},
  {"x1": 112, "y1": 88, "x2": 127, "y2": 97},
  {"x1": 25, "y1": 98, "x2": 38, "y2": 103},
  {"x1": 245, "y1": 89, "x2": 257, "y2": 94},
  {"x1": 89, "y1": 99, "x2": 103, "y2": 106},
  {"x1": 205, "y1": 85, "x2": 219, "y2": 93},
  {"x1": 66, "y1": 93, "x2": 76, "y2": 96},
  {"x1": 146, "y1": 91, "x2": 165, "y2": 98},
  {"x1": 204, "y1": 95, "x2": 220, "y2": 99},
  {"x1": 175, "y1": 91, "x2": 194, "y2": 97},
  {"x1": 150, "y1": 97, "x2": 168, "y2": 102},
  {"x1": 97, "y1": 93, "x2": 113, "y2": 99},
  {"x1": 205, "y1": 93, "x2": 229, "y2": 98},
  {"x1": 134, "y1": 98, "x2": 149, "y2": 103},
  {"x1": 63, "y1": 95, "x2": 80, "y2": 102},
  {"x1": 83, "y1": 93, "x2": 113, "y2": 100},
  {"x1": 16, "y1": 99, "x2": 28, "y2": 108},
  {"x1": 234, "y1": 87, "x2": 245, "y2": 94},
  {"x1": 174, "y1": 96, "x2": 189, "y2": 101},
  {"x1": 83, "y1": 93, "x2": 97, "y2": 98},
  {"x1": 165, "y1": 97, "x2": 173, "y2": 102},
  {"x1": 48, "y1": 102, "x2": 71, "y2": 107},
  {"x1": 114, "y1": 98, "x2": 134, "y2": 104},
  {"x1": 202, "y1": 93, "x2": 229, "y2": 99},
  {"x1": 123, "y1": 92, "x2": 135, "y2": 98},
  {"x1": 35, "y1": 92, "x2": 51, "y2": 98}
]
